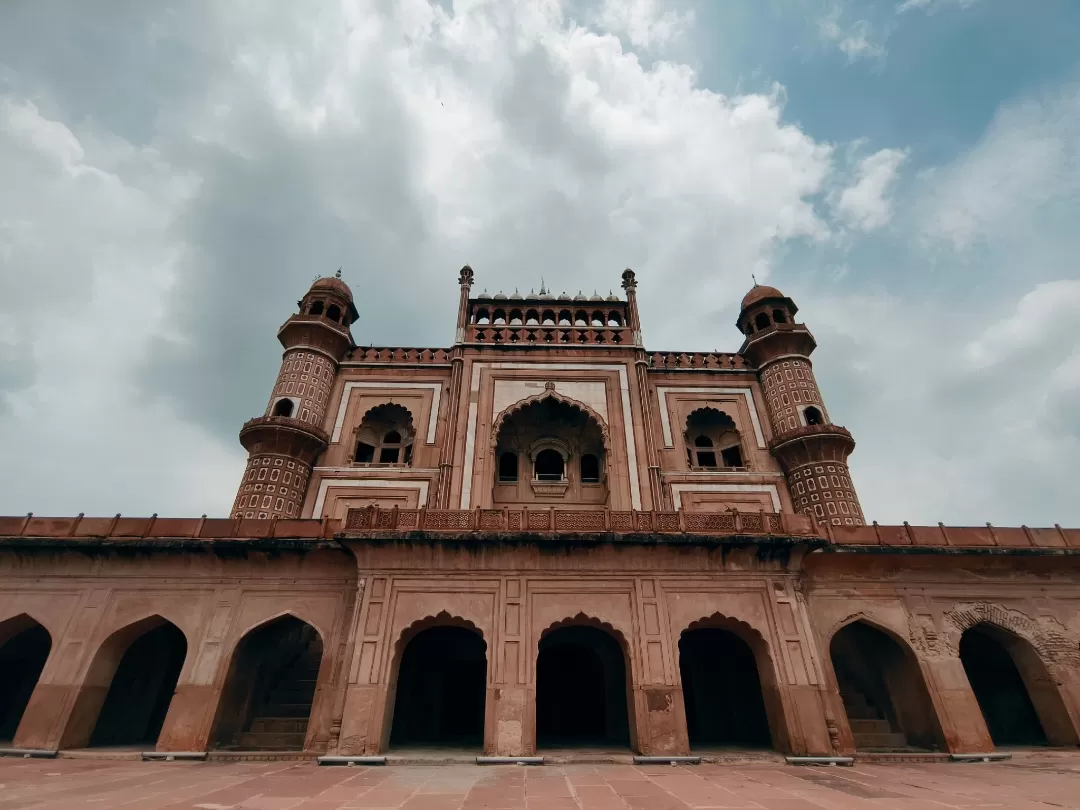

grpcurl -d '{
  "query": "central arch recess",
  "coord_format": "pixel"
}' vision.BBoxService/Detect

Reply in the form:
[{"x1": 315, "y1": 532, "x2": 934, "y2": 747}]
[{"x1": 0, "y1": 617, "x2": 52, "y2": 743}]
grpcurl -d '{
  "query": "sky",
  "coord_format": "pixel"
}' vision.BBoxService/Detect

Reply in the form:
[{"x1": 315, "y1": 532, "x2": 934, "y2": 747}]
[{"x1": 1, "y1": 0, "x2": 1079, "y2": 526}]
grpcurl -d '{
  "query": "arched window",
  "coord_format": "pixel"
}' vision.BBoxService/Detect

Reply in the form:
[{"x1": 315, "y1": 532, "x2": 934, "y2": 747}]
[
  {"x1": 542, "y1": 310, "x2": 556, "y2": 325},
  {"x1": 591, "y1": 311, "x2": 604, "y2": 327},
  {"x1": 499, "y1": 452, "x2": 518, "y2": 482},
  {"x1": 309, "y1": 301, "x2": 324, "y2": 316},
  {"x1": 803, "y1": 406, "x2": 823, "y2": 426},
  {"x1": 353, "y1": 404, "x2": 415, "y2": 466},
  {"x1": 493, "y1": 309, "x2": 507, "y2": 325},
  {"x1": 685, "y1": 409, "x2": 745, "y2": 470},
  {"x1": 772, "y1": 309, "x2": 787, "y2": 324},
  {"x1": 607, "y1": 312, "x2": 623, "y2": 327},
  {"x1": 558, "y1": 310, "x2": 572, "y2": 326},
  {"x1": 272, "y1": 398, "x2": 294, "y2": 418},
  {"x1": 574, "y1": 311, "x2": 588, "y2": 326},
  {"x1": 509, "y1": 309, "x2": 523, "y2": 325},
  {"x1": 580, "y1": 454, "x2": 600, "y2": 483},
  {"x1": 327, "y1": 304, "x2": 341, "y2": 322},
  {"x1": 535, "y1": 449, "x2": 565, "y2": 481},
  {"x1": 754, "y1": 312, "x2": 771, "y2": 330},
  {"x1": 475, "y1": 309, "x2": 491, "y2": 325},
  {"x1": 525, "y1": 309, "x2": 540, "y2": 325}
]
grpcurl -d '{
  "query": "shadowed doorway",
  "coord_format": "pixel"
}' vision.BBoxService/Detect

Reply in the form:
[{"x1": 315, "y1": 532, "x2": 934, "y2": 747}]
[
  {"x1": 960, "y1": 624, "x2": 1047, "y2": 746},
  {"x1": 89, "y1": 623, "x2": 187, "y2": 747},
  {"x1": 830, "y1": 621, "x2": 942, "y2": 751},
  {"x1": 211, "y1": 615, "x2": 324, "y2": 751},
  {"x1": 0, "y1": 620, "x2": 52, "y2": 742},
  {"x1": 390, "y1": 626, "x2": 487, "y2": 749},
  {"x1": 536, "y1": 625, "x2": 630, "y2": 749},
  {"x1": 679, "y1": 628, "x2": 771, "y2": 749}
]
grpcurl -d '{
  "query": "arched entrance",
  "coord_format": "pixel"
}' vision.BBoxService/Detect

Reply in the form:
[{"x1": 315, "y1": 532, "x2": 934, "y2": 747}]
[
  {"x1": 389, "y1": 626, "x2": 487, "y2": 749},
  {"x1": 536, "y1": 624, "x2": 631, "y2": 749},
  {"x1": 830, "y1": 621, "x2": 942, "y2": 751},
  {"x1": 211, "y1": 615, "x2": 323, "y2": 751},
  {"x1": 679, "y1": 628, "x2": 771, "y2": 749},
  {"x1": 0, "y1": 617, "x2": 52, "y2": 742},
  {"x1": 959, "y1": 623, "x2": 1062, "y2": 747},
  {"x1": 61, "y1": 617, "x2": 188, "y2": 749}
]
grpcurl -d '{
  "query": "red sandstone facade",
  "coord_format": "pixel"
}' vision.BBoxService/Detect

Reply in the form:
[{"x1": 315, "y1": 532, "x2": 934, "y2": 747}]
[{"x1": 1, "y1": 269, "x2": 1078, "y2": 761}]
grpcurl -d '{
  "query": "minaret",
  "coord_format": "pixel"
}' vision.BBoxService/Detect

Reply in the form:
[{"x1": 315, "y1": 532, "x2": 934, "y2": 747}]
[
  {"x1": 230, "y1": 272, "x2": 357, "y2": 520},
  {"x1": 737, "y1": 284, "x2": 865, "y2": 526}
]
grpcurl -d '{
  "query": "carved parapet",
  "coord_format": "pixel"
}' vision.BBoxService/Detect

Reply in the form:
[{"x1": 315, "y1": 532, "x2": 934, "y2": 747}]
[
  {"x1": 238, "y1": 416, "x2": 329, "y2": 464},
  {"x1": 345, "y1": 346, "x2": 452, "y2": 365},
  {"x1": 647, "y1": 351, "x2": 748, "y2": 371}
]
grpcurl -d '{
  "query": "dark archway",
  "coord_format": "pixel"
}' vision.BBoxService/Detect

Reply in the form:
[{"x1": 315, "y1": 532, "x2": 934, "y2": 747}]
[
  {"x1": 960, "y1": 624, "x2": 1047, "y2": 746},
  {"x1": 389, "y1": 626, "x2": 487, "y2": 749},
  {"x1": 830, "y1": 621, "x2": 942, "y2": 751},
  {"x1": 679, "y1": 628, "x2": 771, "y2": 748},
  {"x1": 210, "y1": 615, "x2": 323, "y2": 751},
  {"x1": 0, "y1": 619, "x2": 52, "y2": 742},
  {"x1": 536, "y1": 625, "x2": 630, "y2": 749},
  {"x1": 89, "y1": 623, "x2": 187, "y2": 747}
]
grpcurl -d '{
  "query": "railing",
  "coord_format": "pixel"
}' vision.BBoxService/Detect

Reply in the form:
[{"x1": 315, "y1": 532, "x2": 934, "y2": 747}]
[
  {"x1": 239, "y1": 416, "x2": 330, "y2": 443},
  {"x1": 466, "y1": 325, "x2": 632, "y2": 346},
  {"x1": 281, "y1": 314, "x2": 352, "y2": 337},
  {"x1": 342, "y1": 506, "x2": 806, "y2": 536},
  {"x1": 648, "y1": 352, "x2": 748, "y2": 370},
  {"x1": 346, "y1": 347, "x2": 452, "y2": 364},
  {"x1": 0, "y1": 513, "x2": 1076, "y2": 549}
]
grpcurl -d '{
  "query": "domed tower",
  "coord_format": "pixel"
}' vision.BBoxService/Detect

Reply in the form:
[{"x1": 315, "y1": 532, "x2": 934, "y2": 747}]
[
  {"x1": 230, "y1": 272, "x2": 358, "y2": 520},
  {"x1": 737, "y1": 284, "x2": 864, "y2": 526}
]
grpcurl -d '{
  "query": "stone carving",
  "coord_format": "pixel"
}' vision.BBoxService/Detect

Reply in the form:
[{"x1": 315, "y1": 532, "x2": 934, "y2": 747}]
[{"x1": 941, "y1": 601, "x2": 1080, "y2": 666}]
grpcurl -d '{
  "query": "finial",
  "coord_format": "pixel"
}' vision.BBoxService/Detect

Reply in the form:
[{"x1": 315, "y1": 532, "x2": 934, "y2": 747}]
[
  {"x1": 751, "y1": 273, "x2": 758, "y2": 287},
  {"x1": 335, "y1": 267, "x2": 342, "y2": 279},
  {"x1": 540, "y1": 277, "x2": 547, "y2": 295}
]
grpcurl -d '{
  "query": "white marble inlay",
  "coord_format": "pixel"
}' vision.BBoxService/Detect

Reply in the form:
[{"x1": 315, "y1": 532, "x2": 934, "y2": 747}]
[
  {"x1": 330, "y1": 382, "x2": 442, "y2": 444},
  {"x1": 656, "y1": 386, "x2": 766, "y2": 449},
  {"x1": 669, "y1": 483, "x2": 781, "y2": 512},
  {"x1": 312, "y1": 478, "x2": 430, "y2": 517},
  {"x1": 461, "y1": 362, "x2": 640, "y2": 510}
]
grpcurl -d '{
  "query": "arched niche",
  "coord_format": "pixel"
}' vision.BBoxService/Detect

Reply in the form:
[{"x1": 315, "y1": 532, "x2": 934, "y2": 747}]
[
  {"x1": 384, "y1": 613, "x2": 488, "y2": 751},
  {"x1": 210, "y1": 614, "x2": 325, "y2": 751},
  {"x1": 353, "y1": 403, "x2": 416, "y2": 465},
  {"x1": 0, "y1": 614, "x2": 52, "y2": 743},
  {"x1": 60, "y1": 615, "x2": 188, "y2": 749}
]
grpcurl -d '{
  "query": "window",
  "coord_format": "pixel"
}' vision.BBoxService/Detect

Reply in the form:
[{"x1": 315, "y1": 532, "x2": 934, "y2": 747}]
[
  {"x1": 309, "y1": 301, "x2": 324, "y2": 315},
  {"x1": 804, "y1": 406, "x2": 824, "y2": 426},
  {"x1": 353, "y1": 404, "x2": 415, "y2": 466},
  {"x1": 327, "y1": 304, "x2": 341, "y2": 322},
  {"x1": 754, "y1": 312, "x2": 771, "y2": 330},
  {"x1": 772, "y1": 309, "x2": 787, "y2": 324},
  {"x1": 685, "y1": 409, "x2": 746, "y2": 470},
  {"x1": 272, "y1": 398, "x2": 294, "y2": 418},
  {"x1": 580, "y1": 454, "x2": 600, "y2": 483},
  {"x1": 499, "y1": 452, "x2": 518, "y2": 482},
  {"x1": 475, "y1": 309, "x2": 491, "y2": 324},
  {"x1": 534, "y1": 449, "x2": 565, "y2": 481}
]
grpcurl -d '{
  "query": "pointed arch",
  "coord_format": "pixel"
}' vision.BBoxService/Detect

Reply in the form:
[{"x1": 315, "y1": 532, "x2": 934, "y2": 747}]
[
  {"x1": 828, "y1": 617, "x2": 944, "y2": 751},
  {"x1": 0, "y1": 614, "x2": 52, "y2": 743},
  {"x1": 490, "y1": 391, "x2": 610, "y2": 452},
  {"x1": 679, "y1": 612, "x2": 784, "y2": 751},
  {"x1": 210, "y1": 612, "x2": 325, "y2": 751},
  {"x1": 535, "y1": 613, "x2": 636, "y2": 751},
  {"x1": 60, "y1": 614, "x2": 188, "y2": 749},
  {"x1": 384, "y1": 612, "x2": 488, "y2": 751}
]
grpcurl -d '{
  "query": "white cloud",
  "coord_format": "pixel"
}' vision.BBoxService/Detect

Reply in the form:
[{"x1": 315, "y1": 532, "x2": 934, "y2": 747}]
[
  {"x1": 818, "y1": 8, "x2": 886, "y2": 63},
  {"x1": 898, "y1": 0, "x2": 980, "y2": 13},
  {"x1": 918, "y1": 85, "x2": 1080, "y2": 251},
  {"x1": 831, "y1": 147, "x2": 908, "y2": 231},
  {"x1": 963, "y1": 280, "x2": 1080, "y2": 371},
  {"x1": 596, "y1": 0, "x2": 694, "y2": 49}
]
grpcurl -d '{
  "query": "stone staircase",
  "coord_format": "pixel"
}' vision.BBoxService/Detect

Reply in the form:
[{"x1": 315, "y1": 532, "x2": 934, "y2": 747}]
[
  {"x1": 234, "y1": 634, "x2": 321, "y2": 751},
  {"x1": 840, "y1": 690, "x2": 912, "y2": 752}
]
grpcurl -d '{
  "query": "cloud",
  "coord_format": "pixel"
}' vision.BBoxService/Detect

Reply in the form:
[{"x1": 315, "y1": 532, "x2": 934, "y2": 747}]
[
  {"x1": 897, "y1": 0, "x2": 980, "y2": 13},
  {"x1": 0, "y1": 0, "x2": 836, "y2": 517},
  {"x1": 818, "y1": 8, "x2": 887, "y2": 63},
  {"x1": 830, "y1": 147, "x2": 908, "y2": 231}
]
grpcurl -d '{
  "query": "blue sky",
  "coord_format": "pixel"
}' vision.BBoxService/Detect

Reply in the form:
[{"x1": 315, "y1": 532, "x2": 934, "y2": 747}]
[{"x1": 1, "y1": 0, "x2": 1078, "y2": 526}]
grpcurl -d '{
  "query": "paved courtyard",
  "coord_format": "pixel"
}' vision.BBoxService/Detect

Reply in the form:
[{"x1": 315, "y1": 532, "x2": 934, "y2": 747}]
[{"x1": 0, "y1": 754, "x2": 1079, "y2": 810}]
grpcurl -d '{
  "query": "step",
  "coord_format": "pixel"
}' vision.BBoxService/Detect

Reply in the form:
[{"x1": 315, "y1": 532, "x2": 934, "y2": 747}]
[
  {"x1": 853, "y1": 731, "x2": 909, "y2": 749},
  {"x1": 249, "y1": 717, "x2": 309, "y2": 734},
  {"x1": 235, "y1": 731, "x2": 307, "y2": 751},
  {"x1": 253, "y1": 704, "x2": 314, "y2": 718},
  {"x1": 849, "y1": 719, "x2": 892, "y2": 734}
]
